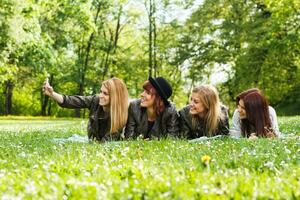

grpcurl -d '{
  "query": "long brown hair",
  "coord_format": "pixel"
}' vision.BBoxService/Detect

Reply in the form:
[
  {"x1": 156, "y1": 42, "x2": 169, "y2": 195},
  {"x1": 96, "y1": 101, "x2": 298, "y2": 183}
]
[
  {"x1": 143, "y1": 81, "x2": 165, "y2": 116},
  {"x1": 236, "y1": 88, "x2": 260, "y2": 106},
  {"x1": 191, "y1": 85, "x2": 225, "y2": 136},
  {"x1": 238, "y1": 91, "x2": 274, "y2": 137},
  {"x1": 102, "y1": 78, "x2": 129, "y2": 134}
]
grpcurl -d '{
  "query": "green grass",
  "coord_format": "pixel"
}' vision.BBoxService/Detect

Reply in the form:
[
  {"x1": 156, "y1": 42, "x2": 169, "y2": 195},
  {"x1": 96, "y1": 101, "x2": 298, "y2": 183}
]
[{"x1": 0, "y1": 117, "x2": 299, "y2": 199}]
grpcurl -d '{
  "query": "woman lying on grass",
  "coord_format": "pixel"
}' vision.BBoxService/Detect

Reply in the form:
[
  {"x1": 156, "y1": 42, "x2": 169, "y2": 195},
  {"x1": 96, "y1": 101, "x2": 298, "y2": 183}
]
[
  {"x1": 230, "y1": 88, "x2": 280, "y2": 139},
  {"x1": 179, "y1": 85, "x2": 229, "y2": 139},
  {"x1": 125, "y1": 76, "x2": 179, "y2": 140},
  {"x1": 43, "y1": 77, "x2": 129, "y2": 141}
]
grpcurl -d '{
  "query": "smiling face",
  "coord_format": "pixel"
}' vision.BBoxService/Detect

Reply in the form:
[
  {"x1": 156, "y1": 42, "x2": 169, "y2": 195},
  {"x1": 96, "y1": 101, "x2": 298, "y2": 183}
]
[
  {"x1": 140, "y1": 89, "x2": 155, "y2": 108},
  {"x1": 237, "y1": 99, "x2": 247, "y2": 119},
  {"x1": 189, "y1": 92, "x2": 206, "y2": 116},
  {"x1": 99, "y1": 85, "x2": 110, "y2": 107}
]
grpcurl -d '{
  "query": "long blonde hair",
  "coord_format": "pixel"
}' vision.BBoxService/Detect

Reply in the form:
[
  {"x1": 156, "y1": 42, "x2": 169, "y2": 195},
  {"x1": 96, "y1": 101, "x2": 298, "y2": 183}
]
[
  {"x1": 102, "y1": 78, "x2": 129, "y2": 134},
  {"x1": 191, "y1": 85, "x2": 224, "y2": 136}
]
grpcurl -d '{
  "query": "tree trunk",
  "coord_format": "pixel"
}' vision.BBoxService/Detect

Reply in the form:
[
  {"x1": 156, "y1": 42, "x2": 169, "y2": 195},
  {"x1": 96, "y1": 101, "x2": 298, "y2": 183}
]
[
  {"x1": 153, "y1": 1, "x2": 157, "y2": 77},
  {"x1": 113, "y1": 6, "x2": 122, "y2": 53},
  {"x1": 47, "y1": 101, "x2": 52, "y2": 116},
  {"x1": 75, "y1": 2, "x2": 102, "y2": 117},
  {"x1": 102, "y1": 35, "x2": 113, "y2": 81},
  {"x1": 147, "y1": 0, "x2": 157, "y2": 77},
  {"x1": 4, "y1": 80, "x2": 13, "y2": 115},
  {"x1": 41, "y1": 90, "x2": 48, "y2": 116},
  {"x1": 102, "y1": 5, "x2": 123, "y2": 81},
  {"x1": 148, "y1": 0, "x2": 153, "y2": 77},
  {"x1": 41, "y1": 74, "x2": 54, "y2": 116}
]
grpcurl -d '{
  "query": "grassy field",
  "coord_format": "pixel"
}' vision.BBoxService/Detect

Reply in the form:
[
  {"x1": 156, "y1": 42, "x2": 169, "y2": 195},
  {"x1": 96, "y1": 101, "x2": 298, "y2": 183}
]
[{"x1": 0, "y1": 116, "x2": 299, "y2": 199}]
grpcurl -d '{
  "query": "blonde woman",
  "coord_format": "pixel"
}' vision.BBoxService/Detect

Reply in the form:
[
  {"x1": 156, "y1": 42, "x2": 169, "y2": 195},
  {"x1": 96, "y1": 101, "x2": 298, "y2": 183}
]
[
  {"x1": 43, "y1": 77, "x2": 129, "y2": 141},
  {"x1": 179, "y1": 85, "x2": 229, "y2": 139}
]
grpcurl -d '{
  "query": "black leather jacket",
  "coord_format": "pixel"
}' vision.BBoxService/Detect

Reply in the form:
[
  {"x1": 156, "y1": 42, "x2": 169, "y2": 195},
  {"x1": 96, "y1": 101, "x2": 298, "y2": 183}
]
[
  {"x1": 59, "y1": 95, "x2": 123, "y2": 141},
  {"x1": 125, "y1": 99, "x2": 179, "y2": 139},
  {"x1": 179, "y1": 105, "x2": 229, "y2": 139}
]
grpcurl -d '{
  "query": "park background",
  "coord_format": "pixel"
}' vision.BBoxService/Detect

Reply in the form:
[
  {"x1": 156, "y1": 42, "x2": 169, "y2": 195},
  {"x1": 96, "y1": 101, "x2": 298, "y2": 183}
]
[{"x1": 1, "y1": 0, "x2": 299, "y2": 117}]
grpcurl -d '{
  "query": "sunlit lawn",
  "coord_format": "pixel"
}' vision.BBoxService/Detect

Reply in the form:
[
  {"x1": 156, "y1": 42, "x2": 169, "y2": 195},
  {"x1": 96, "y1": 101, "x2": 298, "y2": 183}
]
[{"x1": 0, "y1": 116, "x2": 299, "y2": 199}]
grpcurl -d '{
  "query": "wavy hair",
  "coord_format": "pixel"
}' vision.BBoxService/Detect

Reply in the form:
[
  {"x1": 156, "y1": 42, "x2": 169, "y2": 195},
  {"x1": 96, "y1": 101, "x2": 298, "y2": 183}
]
[
  {"x1": 235, "y1": 88, "x2": 260, "y2": 106},
  {"x1": 238, "y1": 91, "x2": 274, "y2": 137},
  {"x1": 102, "y1": 78, "x2": 129, "y2": 134},
  {"x1": 191, "y1": 85, "x2": 224, "y2": 136},
  {"x1": 143, "y1": 81, "x2": 165, "y2": 116}
]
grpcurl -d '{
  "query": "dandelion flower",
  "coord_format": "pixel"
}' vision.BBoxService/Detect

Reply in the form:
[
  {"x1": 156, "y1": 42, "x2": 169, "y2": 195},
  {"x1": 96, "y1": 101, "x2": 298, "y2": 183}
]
[{"x1": 201, "y1": 155, "x2": 211, "y2": 163}]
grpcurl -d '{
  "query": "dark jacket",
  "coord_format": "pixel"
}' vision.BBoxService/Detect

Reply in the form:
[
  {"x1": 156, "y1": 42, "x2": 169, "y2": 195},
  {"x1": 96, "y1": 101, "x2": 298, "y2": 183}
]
[
  {"x1": 179, "y1": 105, "x2": 229, "y2": 139},
  {"x1": 125, "y1": 99, "x2": 179, "y2": 139},
  {"x1": 59, "y1": 95, "x2": 123, "y2": 142}
]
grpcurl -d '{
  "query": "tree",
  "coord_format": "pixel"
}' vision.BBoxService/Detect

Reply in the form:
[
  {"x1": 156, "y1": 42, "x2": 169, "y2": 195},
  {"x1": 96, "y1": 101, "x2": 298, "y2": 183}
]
[
  {"x1": 179, "y1": 0, "x2": 300, "y2": 109},
  {"x1": 0, "y1": 0, "x2": 41, "y2": 115}
]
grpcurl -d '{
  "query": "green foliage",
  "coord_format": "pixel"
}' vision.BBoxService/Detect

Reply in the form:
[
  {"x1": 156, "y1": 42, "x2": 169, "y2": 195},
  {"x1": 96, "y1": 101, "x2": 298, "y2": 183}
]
[
  {"x1": 0, "y1": 117, "x2": 299, "y2": 198},
  {"x1": 0, "y1": 0, "x2": 299, "y2": 115},
  {"x1": 275, "y1": 84, "x2": 300, "y2": 116},
  {"x1": 178, "y1": 0, "x2": 300, "y2": 109}
]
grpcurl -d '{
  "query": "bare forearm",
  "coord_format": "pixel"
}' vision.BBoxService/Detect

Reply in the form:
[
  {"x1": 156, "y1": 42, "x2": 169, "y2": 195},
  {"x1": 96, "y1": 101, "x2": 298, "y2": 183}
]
[{"x1": 49, "y1": 92, "x2": 64, "y2": 104}]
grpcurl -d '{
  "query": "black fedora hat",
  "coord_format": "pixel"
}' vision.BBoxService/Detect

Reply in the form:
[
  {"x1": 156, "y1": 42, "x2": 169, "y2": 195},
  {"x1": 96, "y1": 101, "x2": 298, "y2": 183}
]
[{"x1": 149, "y1": 76, "x2": 172, "y2": 106}]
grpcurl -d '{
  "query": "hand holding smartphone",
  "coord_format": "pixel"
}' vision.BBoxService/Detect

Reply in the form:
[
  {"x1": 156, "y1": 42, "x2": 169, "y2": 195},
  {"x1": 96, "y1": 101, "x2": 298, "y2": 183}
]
[{"x1": 43, "y1": 75, "x2": 53, "y2": 96}]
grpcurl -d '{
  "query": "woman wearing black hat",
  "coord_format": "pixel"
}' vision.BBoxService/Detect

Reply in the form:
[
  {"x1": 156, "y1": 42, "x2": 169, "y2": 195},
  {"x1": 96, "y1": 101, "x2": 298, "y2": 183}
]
[{"x1": 125, "y1": 77, "x2": 179, "y2": 140}]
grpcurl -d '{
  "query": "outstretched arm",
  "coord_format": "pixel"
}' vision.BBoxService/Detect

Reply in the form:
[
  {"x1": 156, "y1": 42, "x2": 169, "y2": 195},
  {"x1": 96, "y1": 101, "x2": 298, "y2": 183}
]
[
  {"x1": 42, "y1": 78, "x2": 63, "y2": 104},
  {"x1": 42, "y1": 79, "x2": 94, "y2": 109}
]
